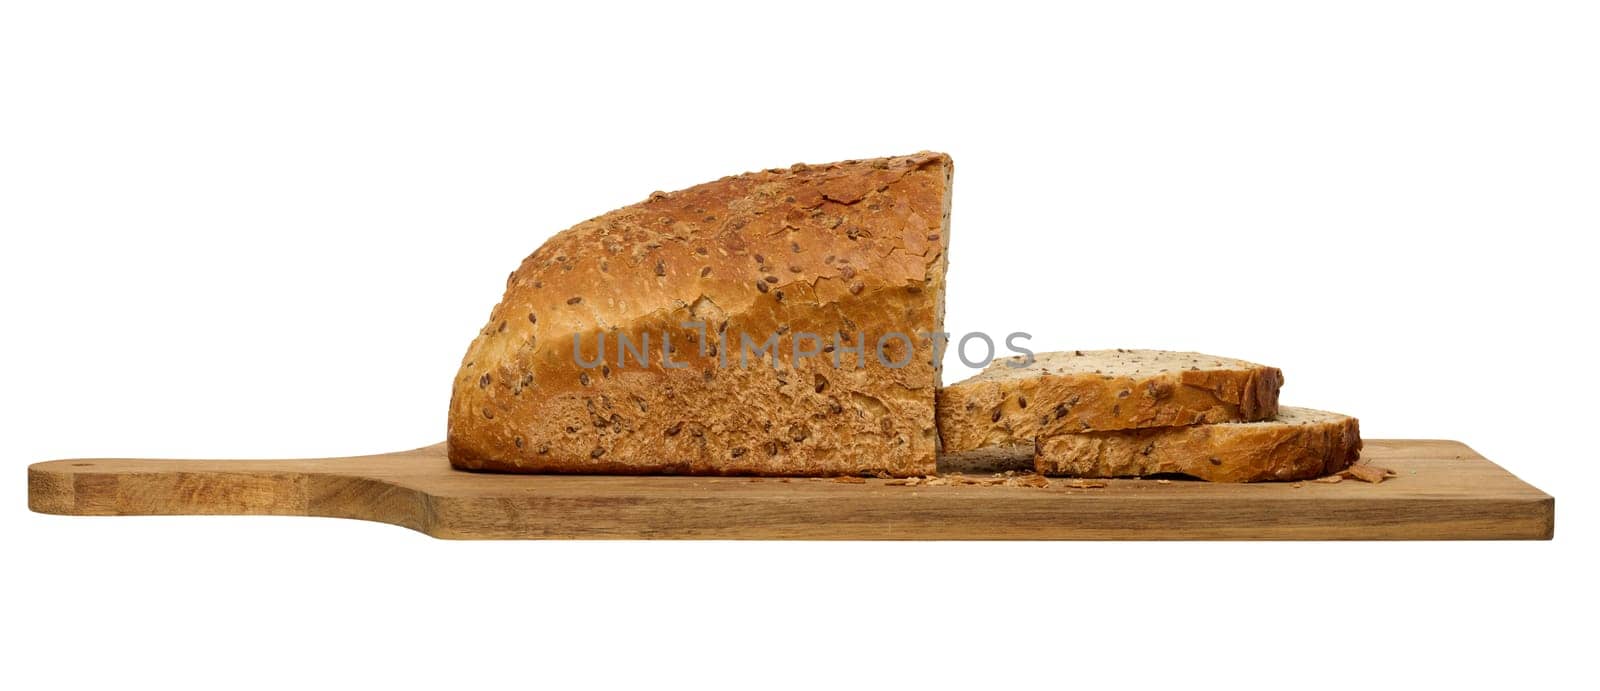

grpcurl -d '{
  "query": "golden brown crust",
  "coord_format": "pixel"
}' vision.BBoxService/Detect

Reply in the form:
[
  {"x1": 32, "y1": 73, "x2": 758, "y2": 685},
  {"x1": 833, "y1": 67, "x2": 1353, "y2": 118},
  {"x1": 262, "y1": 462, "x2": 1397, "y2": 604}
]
[
  {"x1": 448, "y1": 152, "x2": 952, "y2": 477},
  {"x1": 936, "y1": 350, "x2": 1282, "y2": 452},
  {"x1": 1035, "y1": 407, "x2": 1361, "y2": 482}
]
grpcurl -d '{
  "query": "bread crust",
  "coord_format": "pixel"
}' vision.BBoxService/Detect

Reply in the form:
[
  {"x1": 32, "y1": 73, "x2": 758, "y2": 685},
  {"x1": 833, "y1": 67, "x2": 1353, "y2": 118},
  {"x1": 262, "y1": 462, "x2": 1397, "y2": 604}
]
[
  {"x1": 448, "y1": 153, "x2": 952, "y2": 476},
  {"x1": 937, "y1": 350, "x2": 1282, "y2": 452},
  {"x1": 1035, "y1": 407, "x2": 1361, "y2": 482}
]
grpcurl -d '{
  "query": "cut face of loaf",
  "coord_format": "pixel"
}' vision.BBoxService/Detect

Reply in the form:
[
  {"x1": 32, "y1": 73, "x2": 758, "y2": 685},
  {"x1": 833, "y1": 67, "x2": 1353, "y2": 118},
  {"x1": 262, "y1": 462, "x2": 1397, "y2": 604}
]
[
  {"x1": 1036, "y1": 407, "x2": 1361, "y2": 482},
  {"x1": 448, "y1": 152, "x2": 953, "y2": 477},
  {"x1": 937, "y1": 350, "x2": 1282, "y2": 452}
]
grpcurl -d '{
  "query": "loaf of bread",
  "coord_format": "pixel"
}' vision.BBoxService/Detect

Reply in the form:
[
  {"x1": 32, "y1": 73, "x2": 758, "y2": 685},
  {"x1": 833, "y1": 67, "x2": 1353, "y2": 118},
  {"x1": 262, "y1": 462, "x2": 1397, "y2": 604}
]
[
  {"x1": 448, "y1": 152, "x2": 953, "y2": 476},
  {"x1": 936, "y1": 350, "x2": 1282, "y2": 452},
  {"x1": 1035, "y1": 406, "x2": 1361, "y2": 482}
]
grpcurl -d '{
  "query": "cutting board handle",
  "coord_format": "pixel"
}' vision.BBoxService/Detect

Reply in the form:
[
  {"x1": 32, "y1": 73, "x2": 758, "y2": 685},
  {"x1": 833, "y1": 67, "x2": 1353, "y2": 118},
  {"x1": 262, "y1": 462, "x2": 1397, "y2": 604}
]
[{"x1": 28, "y1": 443, "x2": 448, "y2": 525}]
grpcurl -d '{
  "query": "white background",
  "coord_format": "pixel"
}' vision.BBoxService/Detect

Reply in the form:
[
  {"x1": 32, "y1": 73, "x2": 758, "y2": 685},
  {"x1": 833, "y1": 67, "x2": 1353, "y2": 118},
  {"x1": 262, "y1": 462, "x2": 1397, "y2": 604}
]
[{"x1": 3, "y1": 1, "x2": 1595, "y2": 689}]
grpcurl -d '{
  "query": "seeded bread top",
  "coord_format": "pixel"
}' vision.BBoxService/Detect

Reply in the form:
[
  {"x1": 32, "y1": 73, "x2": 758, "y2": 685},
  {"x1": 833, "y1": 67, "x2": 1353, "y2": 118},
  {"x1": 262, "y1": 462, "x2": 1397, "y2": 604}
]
[{"x1": 974, "y1": 350, "x2": 1271, "y2": 383}]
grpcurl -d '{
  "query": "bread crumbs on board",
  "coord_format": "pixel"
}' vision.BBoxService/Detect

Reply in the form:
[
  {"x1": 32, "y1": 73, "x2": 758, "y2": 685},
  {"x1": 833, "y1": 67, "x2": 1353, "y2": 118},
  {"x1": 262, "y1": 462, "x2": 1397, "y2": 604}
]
[{"x1": 878, "y1": 472, "x2": 1069, "y2": 489}]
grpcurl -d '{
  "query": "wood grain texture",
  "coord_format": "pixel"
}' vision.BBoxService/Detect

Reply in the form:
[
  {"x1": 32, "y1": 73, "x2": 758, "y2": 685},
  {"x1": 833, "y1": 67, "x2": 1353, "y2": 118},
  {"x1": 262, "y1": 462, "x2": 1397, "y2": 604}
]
[{"x1": 27, "y1": 440, "x2": 1552, "y2": 540}]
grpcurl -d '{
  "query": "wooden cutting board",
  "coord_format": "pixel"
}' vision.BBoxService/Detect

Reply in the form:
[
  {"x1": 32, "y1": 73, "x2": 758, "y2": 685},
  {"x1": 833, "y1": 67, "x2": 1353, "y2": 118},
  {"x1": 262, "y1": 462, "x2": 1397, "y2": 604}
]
[{"x1": 28, "y1": 439, "x2": 1552, "y2": 540}]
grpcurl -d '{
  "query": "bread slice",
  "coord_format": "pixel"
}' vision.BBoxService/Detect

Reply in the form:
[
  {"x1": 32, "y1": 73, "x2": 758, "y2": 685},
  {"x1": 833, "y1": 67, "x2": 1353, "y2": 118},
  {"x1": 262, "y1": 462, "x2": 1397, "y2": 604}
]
[
  {"x1": 448, "y1": 152, "x2": 953, "y2": 477},
  {"x1": 937, "y1": 350, "x2": 1282, "y2": 452},
  {"x1": 1036, "y1": 406, "x2": 1361, "y2": 482}
]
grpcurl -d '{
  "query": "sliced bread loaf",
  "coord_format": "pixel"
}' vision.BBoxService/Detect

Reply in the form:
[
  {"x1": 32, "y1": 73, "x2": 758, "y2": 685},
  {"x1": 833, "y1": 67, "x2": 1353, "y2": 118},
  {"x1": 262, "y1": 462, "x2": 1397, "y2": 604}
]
[
  {"x1": 448, "y1": 152, "x2": 953, "y2": 477},
  {"x1": 1035, "y1": 406, "x2": 1361, "y2": 482},
  {"x1": 936, "y1": 349, "x2": 1282, "y2": 452}
]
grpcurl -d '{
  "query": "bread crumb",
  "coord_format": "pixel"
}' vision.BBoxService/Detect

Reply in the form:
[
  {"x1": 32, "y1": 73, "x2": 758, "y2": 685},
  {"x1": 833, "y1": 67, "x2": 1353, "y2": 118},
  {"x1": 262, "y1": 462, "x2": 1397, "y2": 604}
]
[
  {"x1": 1340, "y1": 464, "x2": 1395, "y2": 484},
  {"x1": 831, "y1": 476, "x2": 867, "y2": 484},
  {"x1": 1155, "y1": 479, "x2": 1172, "y2": 485},
  {"x1": 1015, "y1": 475, "x2": 1054, "y2": 488},
  {"x1": 1291, "y1": 481, "x2": 1306, "y2": 489},
  {"x1": 1059, "y1": 479, "x2": 1107, "y2": 489},
  {"x1": 1315, "y1": 475, "x2": 1343, "y2": 484}
]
